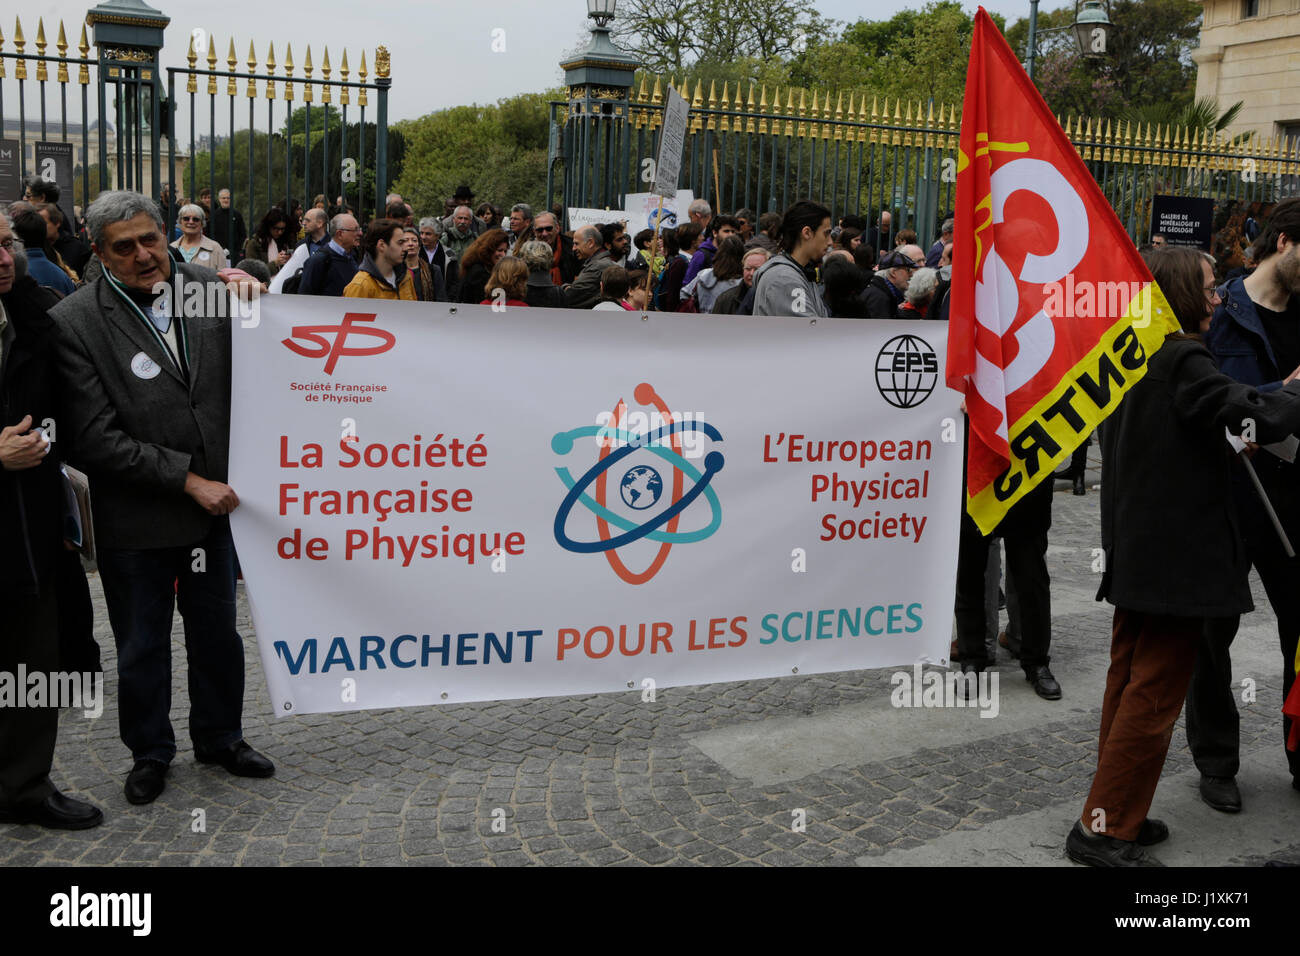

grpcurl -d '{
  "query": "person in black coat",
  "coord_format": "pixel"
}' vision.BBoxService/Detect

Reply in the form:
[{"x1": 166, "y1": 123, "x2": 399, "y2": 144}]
[
  {"x1": 1068, "y1": 245, "x2": 1300, "y2": 867},
  {"x1": 520, "y1": 241, "x2": 564, "y2": 308},
  {"x1": 0, "y1": 227, "x2": 103, "y2": 830}
]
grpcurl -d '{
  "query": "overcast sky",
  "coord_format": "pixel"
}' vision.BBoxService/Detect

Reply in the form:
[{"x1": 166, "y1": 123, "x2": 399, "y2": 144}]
[{"x1": 17, "y1": 0, "x2": 1056, "y2": 130}]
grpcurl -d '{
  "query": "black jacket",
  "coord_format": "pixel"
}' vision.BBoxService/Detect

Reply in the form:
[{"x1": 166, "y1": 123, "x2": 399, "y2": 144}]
[
  {"x1": 459, "y1": 262, "x2": 491, "y2": 305},
  {"x1": 861, "y1": 273, "x2": 904, "y2": 319},
  {"x1": 1098, "y1": 338, "x2": 1300, "y2": 616},
  {"x1": 299, "y1": 245, "x2": 360, "y2": 297},
  {"x1": 525, "y1": 273, "x2": 564, "y2": 309},
  {"x1": 0, "y1": 277, "x2": 71, "y2": 597},
  {"x1": 208, "y1": 206, "x2": 247, "y2": 257}
]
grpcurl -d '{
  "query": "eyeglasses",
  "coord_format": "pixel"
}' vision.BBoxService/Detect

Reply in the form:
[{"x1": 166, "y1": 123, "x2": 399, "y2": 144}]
[
  {"x1": 535, "y1": 226, "x2": 555, "y2": 234},
  {"x1": 1204, "y1": 284, "x2": 1220, "y2": 297},
  {"x1": 180, "y1": 216, "x2": 202, "y2": 223}
]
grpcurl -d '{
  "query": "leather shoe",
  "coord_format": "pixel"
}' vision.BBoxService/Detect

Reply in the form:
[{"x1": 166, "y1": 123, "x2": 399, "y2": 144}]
[
  {"x1": 1066, "y1": 820, "x2": 1164, "y2": 867},
  {"x1": 1199, "y1": 775, "x2": 1241, "y2": 813},
  {"x1": 1136, "y1": 817, "x2": 1169, "y2": 846},
  {"x1": 195, "y1": 740, "x2": 274, "y2": 778},
  {"x1": 0, "y1": 791, "x2": 104, "y2": 830},
  {"x1": 1072, "y1": 474, "x2": 1086, "y2": 496},
  {"x1": 1026, "y1": 665, "x2": 1062, "y2": 700},
  {"x1": 125, "y1": 759, "x2": 168, "y2": 805}
]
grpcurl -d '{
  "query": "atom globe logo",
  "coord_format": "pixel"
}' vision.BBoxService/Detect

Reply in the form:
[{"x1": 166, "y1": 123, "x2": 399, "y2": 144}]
[
  {"x1": 875, "y1": 334, "x2": 939, "y2": 409},
  {"x1": 552, "y1": 383, "x2": 724, "y2": 586}
]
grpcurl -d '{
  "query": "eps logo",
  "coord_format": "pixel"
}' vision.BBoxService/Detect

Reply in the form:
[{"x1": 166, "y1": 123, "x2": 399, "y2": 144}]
[{"x1": 875, "y1": 334, "x2": 938, "y2": 409}]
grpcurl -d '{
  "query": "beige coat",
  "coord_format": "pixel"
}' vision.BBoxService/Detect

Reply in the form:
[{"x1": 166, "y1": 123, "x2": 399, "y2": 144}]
[{"x1": 170, "y1": 234, "x2": 229, "y2": 271}]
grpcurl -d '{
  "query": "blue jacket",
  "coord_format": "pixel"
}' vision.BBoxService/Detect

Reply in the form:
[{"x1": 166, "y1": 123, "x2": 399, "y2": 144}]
[
  {"x1": 298, "y1": 245, "x2": 358, "y2": 297},
  {"x1": 25, "y1": 249, "x2": 76, "y2": 297},
  {"x1": 1204, "y1": 276, "x2": 1284, "y2": 392},
  {"x1": 1204, "y1": 275, "x2": 1300, "y2": 532}
]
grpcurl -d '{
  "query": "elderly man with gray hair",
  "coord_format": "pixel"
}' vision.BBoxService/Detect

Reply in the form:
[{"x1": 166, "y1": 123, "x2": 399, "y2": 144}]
[
  {"x1": 563, "y1": 225, "x2": 614, "y2": 310},
  {"x1": 441, "y1": 205, "x2": 482, "y2": 259},
  {"x1": 51, "y1": 190, "x2": 275, "y2": 807},
  {"x1": 901, "y1": 266, "x2": 939, "y2": 319},
  {"x1": 926, "y1": 218, "x2": 955, "y2": 268}
]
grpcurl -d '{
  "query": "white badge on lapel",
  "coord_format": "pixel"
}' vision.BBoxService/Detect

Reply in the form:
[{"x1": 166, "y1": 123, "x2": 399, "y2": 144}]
[
  {"x1": 198, "y1": 250, "x2": 210, "y2": 261},
  {"x1": 130, "y1": 351, "x2": 162, "y2": 380}
]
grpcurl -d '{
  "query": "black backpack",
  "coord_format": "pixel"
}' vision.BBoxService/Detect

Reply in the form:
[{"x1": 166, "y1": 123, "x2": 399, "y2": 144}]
[{"x1": 280, "y1": 267, "x2": 305, "y2": 294}]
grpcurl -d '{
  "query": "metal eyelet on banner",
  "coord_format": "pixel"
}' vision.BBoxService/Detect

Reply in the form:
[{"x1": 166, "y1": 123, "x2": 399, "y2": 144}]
[
  {"x1": 809, "y1": 319, "x2": 817, "y2": 326},
  {"x1": 440, "y1": 692, "x2": 448, "y2": 700},
  {"x1": 283, "y1": 701, "x2": 292, "y2": 711},
  {"x1": 641, "y1": 313, "x2": 649, "y2": 321},
  {"x1": 448, "y1": 307, "x2": 458, "y2": 315},
  {"x1": 791, "y1": 667, "x2": 799, "y2": 674}
]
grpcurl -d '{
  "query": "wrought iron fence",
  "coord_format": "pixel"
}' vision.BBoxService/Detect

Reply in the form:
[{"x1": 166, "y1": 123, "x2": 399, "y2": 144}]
[
  {"x1": 549, "y1": 74, "x2": 1300, "y2": 253},
  {"x1": 0, "y1": 9, "x2": 394, "y2": 256}
]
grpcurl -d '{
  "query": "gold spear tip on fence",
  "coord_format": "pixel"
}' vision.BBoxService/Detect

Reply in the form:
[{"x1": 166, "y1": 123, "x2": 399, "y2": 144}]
[
  {"x1": 14, "y1": 16, "x2": 25, "y2": 49},
  {"x1": 322, "y1": 46, "x2": 330, "y2": 77},
  {"x1": 266, "y1": 41, "x2": 276, "y2": 72},
  {"x1": 78, "y1": 20, "x2": 88, "y2": 56},
  {"x1": 339, "y1": 48, "x2": 347, "y2": 78},
  {"x1": 358, "y1": 49, "x2": 367, "y2": 79},
  {"x1": 304, "y1": 44, "x2": 313, "y2": 76},
  {"x1": 285, "y1": 42, "x2": 294, "y2": 74},
  {"x1": 36, "y1": 17, "x2": 46, "y2": 53},
  {"x1": 247, "y1": 39, "x2": 256, "y2": 69},
  {"x1": 226, "y1": 37, "x2": 236, "y2": 68}
]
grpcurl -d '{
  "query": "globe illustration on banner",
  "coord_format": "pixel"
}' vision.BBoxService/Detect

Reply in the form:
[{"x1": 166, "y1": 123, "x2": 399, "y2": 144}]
[
  {"x1": 551, "y1": 382, "x2": 726, "y2": 585},
  {"x1": 875, "y1": 334, "x2": 939, "y2": 409},
  {"x1": 620, "y1": 465, "x2": 663, "y2": 510}
]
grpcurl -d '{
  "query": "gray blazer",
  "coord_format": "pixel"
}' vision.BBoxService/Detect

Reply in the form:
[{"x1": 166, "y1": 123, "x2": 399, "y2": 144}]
[{"x1": 51, "y1": 262, "x2": 233, "y2": 550}]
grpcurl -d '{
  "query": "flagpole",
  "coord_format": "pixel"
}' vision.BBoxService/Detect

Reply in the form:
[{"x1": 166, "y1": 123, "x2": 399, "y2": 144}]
[{"x1": 1239, "y1": 452, "x2": 1296, "y2": 557}]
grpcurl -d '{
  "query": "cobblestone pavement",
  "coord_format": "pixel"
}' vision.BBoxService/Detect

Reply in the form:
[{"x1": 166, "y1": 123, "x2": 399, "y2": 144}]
[{"x1": 4, "y1": 451, "x2": 1299, "y2": 866}]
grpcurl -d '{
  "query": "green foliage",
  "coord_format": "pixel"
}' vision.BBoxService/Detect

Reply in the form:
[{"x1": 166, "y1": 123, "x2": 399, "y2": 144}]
[
  {"x1": 391, "y1": 91, "x2": 558, "y2": 216},
  {"x1": 613, "y1": 0, "x2": 832, "y2": 75},
  {"x1": 1005, "y1": 0, "x2": 1202, "y2": 121}
]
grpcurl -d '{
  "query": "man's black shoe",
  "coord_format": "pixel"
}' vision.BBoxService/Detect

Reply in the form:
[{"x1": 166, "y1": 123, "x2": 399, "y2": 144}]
[
  {"x1": 1199, "y1": 775, "x2": 1241, "y2": 813},
  {"x1": 1066, "y1": 820, "x2": 1164, "y2": 867},
  {"x1": 1072, "y1": 474, "x2": 1087, "y2": 496},
  {"x1": 1136, "y1": 817, "x2": 1169, "y2": 846},
  {"x1": 1026, "y1": 665, "x2": 1062, "y2": 700},
  {"x1": 0, "y1": 791, "x2": 104, "y2": 830},
  {"x1": 125, "y1": 759, "x2": 168, "y2": 805},
  {"x1": 195, "y1": 740, "x2": 275, "y2": 778}
]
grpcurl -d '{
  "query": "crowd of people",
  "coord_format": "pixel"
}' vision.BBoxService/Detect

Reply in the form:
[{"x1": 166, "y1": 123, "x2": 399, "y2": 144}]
[{"x1": 1, "y1": 175, "x2": 1297, "y2": 871}]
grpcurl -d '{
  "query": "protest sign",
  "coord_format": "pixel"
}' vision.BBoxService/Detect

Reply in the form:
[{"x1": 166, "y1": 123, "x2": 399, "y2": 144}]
[{"x1": 230, "y1": 299, "x2": 963, "y2": 715}]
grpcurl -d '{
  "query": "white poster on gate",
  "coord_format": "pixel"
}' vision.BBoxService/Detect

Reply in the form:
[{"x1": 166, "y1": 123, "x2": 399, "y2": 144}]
[{"x1": 229, "y1": 298, "x2": 963, "y2": 716}]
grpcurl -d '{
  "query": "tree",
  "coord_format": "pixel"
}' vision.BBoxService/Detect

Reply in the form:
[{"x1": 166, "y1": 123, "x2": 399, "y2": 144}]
[
  {"x1": 1005, "y1": 0, "x2": 1201, "y2": 121},
  {"x1": 612, "y1": 0, "x2": 832, "y2": 74},
  {"x1": 392, "y1": 91, "x2": 558, "y2": 217}
]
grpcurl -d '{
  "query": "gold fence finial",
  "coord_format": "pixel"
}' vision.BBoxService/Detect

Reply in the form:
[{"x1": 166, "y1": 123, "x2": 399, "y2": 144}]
[
  {"x1": 14, "y1": 16, "x2": 26, "y2": 81},
  {"x1": 708, "y1": 79, "x2": 717, "y2": 109},
  {"x1": 322, "y1": 47, "x2": 331, "y2": 104},
  {"x1": 303, "y1": 44, "x2": 313, "y2": 103},
  {"x1": 226, "y1": 37, "x2": 237, "y2": 96},
  {"x1": 56, "y1": 20, "x2": 68, "y2": 84},
  {"x1": 358, "y1": 49, "x2": 367, "y2": 106},
  {"x1": 375, "y1": 45, "x2": 389, "y2": 79},
  {"x1": 265, "y1": 42, "x2": 276, "y2": 99},
  {"x1": 651, "y1": 74, "x2": 662, "y2": 105},
  {"x1": 35, "y1": 17, "x2": 47, "y2": 82},
  {"x1": 185, "y1": 30, "x2": 197, "y2": 92},
  {"x1": 246, "y1": 40, "x2": 257, "y2": 98},
  {"x1": 338, "y1": 48, "x2": 348, "y2": 105},
  {"x1": 77, "y1": 20, "x2": 88, "y2": 84},
  {"x1": 283, "y1": 42, "x2": 294, "y2": 103}
]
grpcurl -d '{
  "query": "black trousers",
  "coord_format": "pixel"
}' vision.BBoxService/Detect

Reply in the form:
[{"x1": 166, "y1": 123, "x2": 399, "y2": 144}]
[
  {"x1": 955, "y1": 480, "x2": 1053, "y2": 670},
  {"x1": 0, "y1": 583, "x2": 59, "y2": 810},
  {"x1": 1186, "y1": 521, "x2": 1300, "y2": 781}
]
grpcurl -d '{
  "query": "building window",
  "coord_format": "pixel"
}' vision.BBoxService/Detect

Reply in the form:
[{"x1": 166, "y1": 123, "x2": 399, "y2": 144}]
[{"x1": 1242, "y1": 0, "x2": 1259, "y2": 17}]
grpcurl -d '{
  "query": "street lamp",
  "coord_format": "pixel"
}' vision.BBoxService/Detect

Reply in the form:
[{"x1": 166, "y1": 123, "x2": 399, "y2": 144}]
[
  {"x1": 587, "y1": 0, "x2": 617, "y2": 29},
  {"x1": 1026, "y1": 0, "x2": 1114, "y2": 81}
]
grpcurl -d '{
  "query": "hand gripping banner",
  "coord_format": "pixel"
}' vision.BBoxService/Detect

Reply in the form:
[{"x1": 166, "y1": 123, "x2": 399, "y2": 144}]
[{"x1": 946, "y1": 8, "x2": 1181, "y2": 534}]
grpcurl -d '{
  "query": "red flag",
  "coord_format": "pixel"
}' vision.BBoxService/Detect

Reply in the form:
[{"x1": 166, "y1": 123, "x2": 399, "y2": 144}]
[{"x1": 947, "y1": 8, "x2": 1179, "y2": 534}]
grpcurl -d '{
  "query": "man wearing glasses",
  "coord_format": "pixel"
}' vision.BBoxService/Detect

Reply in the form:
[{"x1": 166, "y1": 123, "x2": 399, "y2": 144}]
[
  {"x1": 532, "y1": 212, "x2": 581, "y2": 286},
  {"x1": 50, "y1": 190, "x2": 274, "y2": 806},
  {"x1": 297, "y1": 213, "x2": 362, "y2": 297},
  {"x1": 862, "y1": 245, "x2": 925, "y2": 319}
]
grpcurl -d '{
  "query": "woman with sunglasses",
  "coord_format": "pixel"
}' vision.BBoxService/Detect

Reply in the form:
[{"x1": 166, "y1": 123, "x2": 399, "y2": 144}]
[{"x1": 169, "y1": 204, "x2": 229, "y2": 271}]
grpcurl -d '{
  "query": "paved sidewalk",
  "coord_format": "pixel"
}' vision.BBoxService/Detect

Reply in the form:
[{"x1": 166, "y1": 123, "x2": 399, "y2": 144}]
[{"x1": 4, "y1": 453, "x2": 1298, "y2": 865}]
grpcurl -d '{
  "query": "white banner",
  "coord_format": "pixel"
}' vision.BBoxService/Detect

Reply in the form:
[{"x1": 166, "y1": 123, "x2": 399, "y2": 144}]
[
  {"x1": 229, "y1": 299, "x2": 964, "y2": 716},
  {"x1": 567, "y1": 207, "x2": 623, "y2": 233}
]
